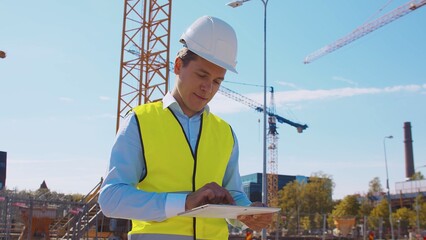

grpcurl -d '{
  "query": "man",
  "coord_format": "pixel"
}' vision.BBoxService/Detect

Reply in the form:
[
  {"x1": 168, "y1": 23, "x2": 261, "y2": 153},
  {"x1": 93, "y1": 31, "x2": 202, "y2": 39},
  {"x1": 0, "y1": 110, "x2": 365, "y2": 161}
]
[{"x1": 99, "y1": 15, "x2": 273, "y2": 240}]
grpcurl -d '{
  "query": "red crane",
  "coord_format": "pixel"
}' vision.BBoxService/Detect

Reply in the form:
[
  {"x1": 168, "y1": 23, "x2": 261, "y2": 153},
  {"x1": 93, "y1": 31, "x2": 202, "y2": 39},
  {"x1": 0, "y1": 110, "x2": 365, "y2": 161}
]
[{"x1": 116, "y1": 0, "x2": 172, "y2": 131}]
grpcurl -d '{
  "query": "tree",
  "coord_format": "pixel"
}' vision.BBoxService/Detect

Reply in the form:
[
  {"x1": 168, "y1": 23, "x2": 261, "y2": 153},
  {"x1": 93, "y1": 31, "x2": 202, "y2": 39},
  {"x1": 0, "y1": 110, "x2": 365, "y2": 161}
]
[
  {"x1": 332, "y1": 194, "x2": 360, "y2": 218},
  {"x1": 280, "y1": 180, "x2": 305, "y2": 235},
  {"x1": 412, "y1": 194, "x2": 426, "y2": 232},
  {"x1": 394, "y1": 207, "x2": 416, "y2": 236},
  {"x1": 410, "y1": 172, "x2": 425, "y2": 180},
  {"x1": 359, "y1": 196, "x2": 374, "y2": 217},
  {"x1": 369, "y1": 198, "x2": 390, "y2": 233},
  {"x1": 303, "y1": 172, "x2": 334, "y2": 231},
  {"x1": 368, "y1": 177, "x2": 383, "y2": 195},
  {"x1": 279, "y1": 172, "x2": 334, "y2": 235}
]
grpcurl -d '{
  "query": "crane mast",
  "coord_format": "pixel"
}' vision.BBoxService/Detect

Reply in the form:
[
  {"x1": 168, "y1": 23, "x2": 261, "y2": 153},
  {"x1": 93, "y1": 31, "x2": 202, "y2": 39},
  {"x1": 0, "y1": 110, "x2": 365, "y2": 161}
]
[
  {"x1": 267, "y1": 87, "x2": 279, "y2": 208},
  {"x1": 218, "y1": 85, "x2": 307, "y2": 208},
  {"x1": 116, "y1": 0, "x2": 172, "y2": 131},
  {"x1": 304, "y1": 0, "x2": 426, "y2": 64}
]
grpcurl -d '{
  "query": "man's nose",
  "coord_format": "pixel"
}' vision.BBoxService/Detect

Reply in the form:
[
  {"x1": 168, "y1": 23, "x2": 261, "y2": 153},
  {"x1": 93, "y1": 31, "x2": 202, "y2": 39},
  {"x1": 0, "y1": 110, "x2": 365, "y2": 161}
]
[{"x1": 200, "y1": 81, "x2": 213, "y2": 93}]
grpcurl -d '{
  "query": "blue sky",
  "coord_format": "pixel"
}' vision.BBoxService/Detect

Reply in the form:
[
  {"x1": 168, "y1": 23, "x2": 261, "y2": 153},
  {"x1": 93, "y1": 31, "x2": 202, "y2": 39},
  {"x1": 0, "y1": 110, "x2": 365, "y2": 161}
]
[{"x1": 1, "y1": 1, "x2": 425, "y2": 200}]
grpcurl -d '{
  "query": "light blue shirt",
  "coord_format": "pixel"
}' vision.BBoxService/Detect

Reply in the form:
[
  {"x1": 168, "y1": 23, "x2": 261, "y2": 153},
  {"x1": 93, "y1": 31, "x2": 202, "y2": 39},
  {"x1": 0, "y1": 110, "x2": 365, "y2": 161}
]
[{"x1": 98, "y1": 92, "x2": 251, "y2": 222}]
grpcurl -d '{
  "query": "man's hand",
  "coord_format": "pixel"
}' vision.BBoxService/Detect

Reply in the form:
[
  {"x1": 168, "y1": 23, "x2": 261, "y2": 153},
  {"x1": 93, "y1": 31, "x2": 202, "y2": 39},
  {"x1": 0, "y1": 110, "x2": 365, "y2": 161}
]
[
  {"x1": 185, "y1": 182, "x2": 235, "y2": 210},
  {"x1": 237, "y1": 202, "x2": 274, "y2": 232}
]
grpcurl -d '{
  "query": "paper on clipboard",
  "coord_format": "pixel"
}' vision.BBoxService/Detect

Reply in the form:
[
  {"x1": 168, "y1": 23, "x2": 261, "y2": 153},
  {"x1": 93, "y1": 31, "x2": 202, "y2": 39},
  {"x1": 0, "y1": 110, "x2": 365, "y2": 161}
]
[{"x1": 177, "y1": 204, "x2": 280, "y2": 219}]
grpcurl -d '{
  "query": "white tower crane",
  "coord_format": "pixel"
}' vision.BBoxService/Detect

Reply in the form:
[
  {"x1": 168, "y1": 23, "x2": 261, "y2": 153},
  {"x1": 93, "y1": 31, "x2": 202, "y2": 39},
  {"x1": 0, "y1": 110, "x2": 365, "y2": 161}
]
[{"x1": 304, "y1": 0, "x2": 426, "y2": 64}]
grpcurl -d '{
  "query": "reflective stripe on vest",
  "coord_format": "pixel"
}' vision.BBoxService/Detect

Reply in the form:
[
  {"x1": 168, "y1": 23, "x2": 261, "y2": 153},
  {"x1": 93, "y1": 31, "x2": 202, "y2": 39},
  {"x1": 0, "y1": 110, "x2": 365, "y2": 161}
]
[{"x1": 130, "y1": 102, "x2": 234, "y2": 239}]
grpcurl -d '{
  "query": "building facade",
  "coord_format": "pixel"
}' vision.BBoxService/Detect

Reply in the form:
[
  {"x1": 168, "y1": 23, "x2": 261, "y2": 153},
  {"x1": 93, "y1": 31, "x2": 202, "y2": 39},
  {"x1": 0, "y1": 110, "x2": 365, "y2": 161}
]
[{"x1": 241, "y1": 173, "x2": 309, "y2": 202}]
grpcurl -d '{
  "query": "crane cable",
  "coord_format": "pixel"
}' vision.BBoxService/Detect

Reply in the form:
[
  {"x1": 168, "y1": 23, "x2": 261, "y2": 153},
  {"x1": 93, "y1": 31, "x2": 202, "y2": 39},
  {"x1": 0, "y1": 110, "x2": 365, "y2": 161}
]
[
  {"x1": 366, "y1": 0, "x2": 394, "y2": 22},
  {"x1": 352, "y1": 0, "x2": 394, "y2": 33}
]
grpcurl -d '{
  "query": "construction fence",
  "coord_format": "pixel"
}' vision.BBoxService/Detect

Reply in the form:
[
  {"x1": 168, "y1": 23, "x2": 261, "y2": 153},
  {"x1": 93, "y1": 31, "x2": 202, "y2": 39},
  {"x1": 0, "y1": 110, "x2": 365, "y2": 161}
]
[
  {"x1": 0, "y1": 180, "x2": 126, "y2": 240},
  {"x1": 228, "y1": 213, "x2": 413, "y2": 240}
]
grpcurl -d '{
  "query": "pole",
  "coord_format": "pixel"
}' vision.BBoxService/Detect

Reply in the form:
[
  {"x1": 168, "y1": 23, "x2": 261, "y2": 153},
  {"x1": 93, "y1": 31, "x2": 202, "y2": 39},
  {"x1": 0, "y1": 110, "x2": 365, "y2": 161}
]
[
  {"x1": 226, "y1": 1, "x2": 270, "y2": 238},
  {"x1": 416, "y1": 193, "x2": 420, "y2": 235},
  {"x1": 397, "y1": 219, "x2": 401, "y2": 239},
  {"x1": 261, "y1": 1, "x2": 269, "y2": 239},
  {"x1": 384, "y1": 136, "x2": 395, "y2": 240},
  {"x1": 322, "y1": 214, "x2": 326, "y2": 240},
  {"x1": 363, "y1": 215, "x2": 367, "y2": 240},
  {"x1": 275, "y1": 212, "x2": 280, "y2": 240}
]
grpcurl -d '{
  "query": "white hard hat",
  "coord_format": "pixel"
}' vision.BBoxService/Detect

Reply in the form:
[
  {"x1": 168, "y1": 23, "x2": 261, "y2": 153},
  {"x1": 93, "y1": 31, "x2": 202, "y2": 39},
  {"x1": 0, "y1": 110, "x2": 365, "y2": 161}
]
[{"x1": 180, "y1": 16, "x2": 238, "y2": 73}]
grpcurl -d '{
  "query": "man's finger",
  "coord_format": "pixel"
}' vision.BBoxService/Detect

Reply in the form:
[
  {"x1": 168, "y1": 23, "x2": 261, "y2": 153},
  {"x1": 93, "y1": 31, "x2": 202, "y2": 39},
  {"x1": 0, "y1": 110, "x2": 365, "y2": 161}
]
[{"x1": 223, "y1": 191, "x2": 235, "y2": 204}]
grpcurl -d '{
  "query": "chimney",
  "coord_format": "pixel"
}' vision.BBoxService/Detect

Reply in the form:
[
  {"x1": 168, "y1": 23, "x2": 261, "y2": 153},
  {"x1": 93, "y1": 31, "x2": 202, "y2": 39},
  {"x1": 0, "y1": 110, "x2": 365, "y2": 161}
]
[
  {"x1": 0, "y1": 151, "x2": 6, "y2": 190},
  {"x1": 404, "y1": 122, "x2": 415, "y2": 178}
]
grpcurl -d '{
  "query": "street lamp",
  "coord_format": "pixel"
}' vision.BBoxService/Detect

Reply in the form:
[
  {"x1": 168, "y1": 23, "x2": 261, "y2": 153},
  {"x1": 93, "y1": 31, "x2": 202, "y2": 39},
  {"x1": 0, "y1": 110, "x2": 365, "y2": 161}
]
[
  {"x1": 383, "y1": 135, "x2": 395, "y2": 240},
  {"x1": 227, "y1": 1, "x2": 269, "y2": 239}
]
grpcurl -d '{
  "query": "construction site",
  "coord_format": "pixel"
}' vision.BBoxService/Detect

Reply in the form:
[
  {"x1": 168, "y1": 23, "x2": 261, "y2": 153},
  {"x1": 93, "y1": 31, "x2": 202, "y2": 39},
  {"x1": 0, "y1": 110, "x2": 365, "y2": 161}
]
[
  {"x1": 1, "y1": 0, "x2": 426, "y2": 239},
  {"x1": 0, "y1": 179, "x2": 116, "y2": 240}
]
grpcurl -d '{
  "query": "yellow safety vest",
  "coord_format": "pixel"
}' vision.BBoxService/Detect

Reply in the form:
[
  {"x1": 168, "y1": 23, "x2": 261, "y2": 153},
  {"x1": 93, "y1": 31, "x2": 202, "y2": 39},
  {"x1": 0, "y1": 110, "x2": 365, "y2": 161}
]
[{"x1": 130, "y1": 101, "x2": 234, "y2": 239}]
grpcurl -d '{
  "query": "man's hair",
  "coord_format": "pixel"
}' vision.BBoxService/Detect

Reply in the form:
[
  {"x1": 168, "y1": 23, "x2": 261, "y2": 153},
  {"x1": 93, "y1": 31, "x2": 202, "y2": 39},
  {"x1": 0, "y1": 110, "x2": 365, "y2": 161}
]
[{"x1": 177, "y1": 48, "x2": 198, "y2": 67}]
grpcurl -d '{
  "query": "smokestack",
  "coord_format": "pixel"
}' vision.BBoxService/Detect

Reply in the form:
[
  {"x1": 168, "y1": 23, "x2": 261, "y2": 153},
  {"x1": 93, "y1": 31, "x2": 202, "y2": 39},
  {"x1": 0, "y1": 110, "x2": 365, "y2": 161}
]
[
  {"x1": 404, "y1": 122, "x2": 415, "y2": 178},
  {"x1": 0, "y1": 151, "x2": 6, "y2": 190}
]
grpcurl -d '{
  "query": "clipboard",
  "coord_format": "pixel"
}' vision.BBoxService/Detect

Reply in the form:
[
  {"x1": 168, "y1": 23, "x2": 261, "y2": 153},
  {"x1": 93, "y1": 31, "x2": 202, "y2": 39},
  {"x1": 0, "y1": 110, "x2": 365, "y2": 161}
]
[{"x1": 177, "y1": 204, "x2": 280, "y2": 219}]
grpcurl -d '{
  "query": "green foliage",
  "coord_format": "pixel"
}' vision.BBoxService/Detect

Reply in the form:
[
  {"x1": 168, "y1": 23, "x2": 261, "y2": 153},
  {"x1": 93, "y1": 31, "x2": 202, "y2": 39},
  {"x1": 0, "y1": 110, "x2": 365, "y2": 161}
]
[
  {"x1": 278, "y1": 172, "x2": 334, "y2": 234},
  {"x1": 359, "y1": 196, "x2": 374, "y2": 217},
  {"x1": 301, "y1": 216, "x2": 311, "y2": 231},
  {"x1": 394, "y1": 207, "x2": 416, "y2": 231},
  {"x1": 368, "y1": 177, "x2": 383, "y2": 194},
  {"x1": 280, "y1": 179, "x2": 305, "y2": 233},
  {"x1": 71, "y1": 193, "x2": 85, "y2": 202},
  {"x1": 304, "y1": 172, "x2": 334, "y2": 215},
  {"x1": 369, "y1": 198, "x2": 390, "y2": 230},
  {"x1": 332, "y1": 194, "x2": 360, "y2": 218},
  {"x1": 410, "y1": 172, "x2": 424, "y2": 180}
]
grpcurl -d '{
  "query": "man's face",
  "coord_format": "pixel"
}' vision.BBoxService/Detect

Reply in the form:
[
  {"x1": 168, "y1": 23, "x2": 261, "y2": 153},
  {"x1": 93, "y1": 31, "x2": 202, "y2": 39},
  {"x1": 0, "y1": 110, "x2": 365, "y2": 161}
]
[{"x1": 172, "y1": 56, "x2": 226, "y2": 117}]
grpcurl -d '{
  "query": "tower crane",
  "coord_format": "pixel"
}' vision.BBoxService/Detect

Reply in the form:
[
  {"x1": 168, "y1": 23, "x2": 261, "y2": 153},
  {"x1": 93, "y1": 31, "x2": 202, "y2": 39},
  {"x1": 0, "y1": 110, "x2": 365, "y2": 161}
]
[
  {"x1": 116, "y1": 0, "x2": 172, "y2": 131},
  {"x1": 96, "y1": 1, "x2": 172, "y2": 237},
  {"x1": 219, "y1": 85, "x2": 308, "y2": 207},
  {"x1": 304, "y1": 0, "x2": 426, "y2": 64}
]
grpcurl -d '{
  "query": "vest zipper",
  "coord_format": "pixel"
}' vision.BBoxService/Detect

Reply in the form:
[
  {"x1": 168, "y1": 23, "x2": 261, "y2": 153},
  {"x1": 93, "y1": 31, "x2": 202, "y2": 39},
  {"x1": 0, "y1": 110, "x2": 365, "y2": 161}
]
[
  {"x1": 168, "y1": 108, "x2": 203, "y2": 239},
  {"x1": 192, "y1": 113, "x2": 203, "y2": 240}
]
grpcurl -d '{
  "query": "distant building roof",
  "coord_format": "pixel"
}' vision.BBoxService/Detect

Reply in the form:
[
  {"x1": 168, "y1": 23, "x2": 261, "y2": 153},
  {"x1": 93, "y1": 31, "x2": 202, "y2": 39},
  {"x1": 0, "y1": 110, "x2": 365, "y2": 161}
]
[{"x1": 39, "y1": 180, "x2": 48, "y2": 190}]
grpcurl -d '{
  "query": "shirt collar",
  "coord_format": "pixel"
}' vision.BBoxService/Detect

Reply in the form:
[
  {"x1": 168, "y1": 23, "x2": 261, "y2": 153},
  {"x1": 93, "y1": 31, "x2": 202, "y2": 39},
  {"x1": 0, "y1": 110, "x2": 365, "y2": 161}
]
[{"x1": 162, "y1": 92, "x2": 210, "y2": 116}]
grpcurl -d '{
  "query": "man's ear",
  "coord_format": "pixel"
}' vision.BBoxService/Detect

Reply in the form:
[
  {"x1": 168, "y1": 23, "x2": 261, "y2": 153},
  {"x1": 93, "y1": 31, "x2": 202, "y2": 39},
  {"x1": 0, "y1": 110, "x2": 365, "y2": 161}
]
[{"x1": 174, "y1": 57, "x2": 182, "y2": 74}]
